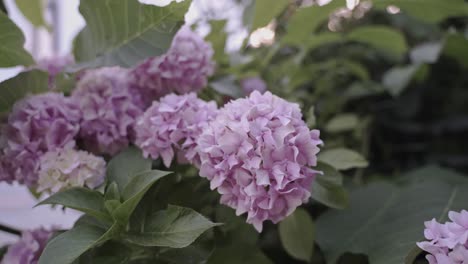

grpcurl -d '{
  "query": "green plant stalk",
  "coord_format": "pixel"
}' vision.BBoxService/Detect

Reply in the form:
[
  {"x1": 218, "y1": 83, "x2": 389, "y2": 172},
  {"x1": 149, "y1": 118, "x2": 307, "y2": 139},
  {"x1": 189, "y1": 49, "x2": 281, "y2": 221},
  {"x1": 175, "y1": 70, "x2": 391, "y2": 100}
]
[{"x1": 0, "y1": 223, "x2": 21, "y2": 236}]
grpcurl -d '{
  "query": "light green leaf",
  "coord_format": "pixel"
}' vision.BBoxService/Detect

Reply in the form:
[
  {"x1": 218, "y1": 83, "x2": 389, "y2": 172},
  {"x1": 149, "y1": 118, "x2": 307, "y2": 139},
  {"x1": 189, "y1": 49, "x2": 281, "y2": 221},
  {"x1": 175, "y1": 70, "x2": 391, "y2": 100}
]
[
  {"x1": 347, "y1": 26, "x2": 408, "y2": 58},
  {"x1": 104, "y1": 182, "x2": 120, "y2": 202},
  {"x1": 315, "y1": 166, "x2": 468, "y2": 264},
  {"x1": 0, "y1": 70, "x2": 48, "y2": 112},
  {"x1": 210, "y1": 75, "x2": 243, "y2": 98},
  {"x1": 318, "y1": 148, "x2": 368, "y2": 170},
  {"x1": 15, "y1": 0, "x2": 46, "y2": 27},
  {"x1": 325, "y1": 113, "x2": 359, "y2": 133},
  {"x1": 38, "y1": 224, "x2": 107, "y2": 264},
  {"x1": 251, "y1": 0, "x2": 289, "y2": 30},
  {"x1": 283, "y1": 0, "x2": 345, "y2": 43},
  {"x1": 373, "y1": 0, "x2": 468, "y2": 23},
  {"x1": 443, "y1": 34, "x2": 468, "y2": 69},
  {"x1": 279, "y1": 208, "x2": 315, "y2": 262},
  {"x1": 311, "y1": 163, "x2": 349, "y2": 209},
  {"x1": 112, "y1": 170, "x2": 172, "y2": 224},
  {"x1": 107, "y1": 146, "x2": 152, "y2": 193},
  {"x1": 304, "y1": 33, "x2": 342, "y2": 50},
  {"x1": 382, "y1": 64, "x2": 421, "y2": 96},
  {"x1": 37, "y1": 188, "x2": 111, "y2": 223},
  {"x1": 0, "y1": 11, "x2": 34, "y2": 67},
  {"x1": 125, "y1": 205, "x2": 220, "y2": 248},
  {"x1": 206, "y1": 20, "x2": 228, "y2": 62},
  {"x1": 410, "y1": 42, "x2": 443, "y2": 64},
  {"x1": 73, "y1": 0, "x2": 190, "y2": 69}
]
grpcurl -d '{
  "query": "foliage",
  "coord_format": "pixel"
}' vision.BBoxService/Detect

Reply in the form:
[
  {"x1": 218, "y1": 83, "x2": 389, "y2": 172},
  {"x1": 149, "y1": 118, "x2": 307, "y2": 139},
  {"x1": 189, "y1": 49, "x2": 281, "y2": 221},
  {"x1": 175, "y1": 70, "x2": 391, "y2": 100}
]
[{"x1": 1, "y1": 0, "x2": 468, "y2": 263}]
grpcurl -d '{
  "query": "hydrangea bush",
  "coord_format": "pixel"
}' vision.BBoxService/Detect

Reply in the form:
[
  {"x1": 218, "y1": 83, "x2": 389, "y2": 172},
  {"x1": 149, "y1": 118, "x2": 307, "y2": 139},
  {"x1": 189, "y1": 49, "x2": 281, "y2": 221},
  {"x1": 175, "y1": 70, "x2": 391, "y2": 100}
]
[{"x1": 0, "y1": 0, "x2": 467, "y2": 264}]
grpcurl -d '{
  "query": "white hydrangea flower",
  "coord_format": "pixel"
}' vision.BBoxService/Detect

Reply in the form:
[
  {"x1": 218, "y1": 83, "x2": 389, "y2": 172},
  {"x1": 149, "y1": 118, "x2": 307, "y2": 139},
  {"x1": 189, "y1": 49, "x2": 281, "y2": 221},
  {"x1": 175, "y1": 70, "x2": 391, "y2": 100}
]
[{"x1": 37, "y1": 146, "x2": 106, "y2": 194}]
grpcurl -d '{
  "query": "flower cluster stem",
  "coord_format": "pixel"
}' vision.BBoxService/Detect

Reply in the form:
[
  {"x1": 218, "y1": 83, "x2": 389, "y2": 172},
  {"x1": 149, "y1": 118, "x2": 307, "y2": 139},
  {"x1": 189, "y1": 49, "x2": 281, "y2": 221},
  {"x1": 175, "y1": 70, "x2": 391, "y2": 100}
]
[{"x1": 0, "y1": 223, "x2": 21, "y2": 236}]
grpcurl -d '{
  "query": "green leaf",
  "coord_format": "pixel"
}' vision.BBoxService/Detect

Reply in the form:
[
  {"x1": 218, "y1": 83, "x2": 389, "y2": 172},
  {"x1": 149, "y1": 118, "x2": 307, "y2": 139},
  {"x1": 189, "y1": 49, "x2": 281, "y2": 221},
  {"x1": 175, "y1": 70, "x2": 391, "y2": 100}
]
[
  {"x1": 347, "y1": 26, "x2": 408, "y2": 58},
  {"x1": 206, "y1": 20, "x2": 228, "y2": 63},
  {"x1": 125, "y1": 205, "x2": 220, "y2": 248},
  {"x1": 283, "y1": 0, "x2": 345, "y2": 43},
  {"x1": 107, "y1": 146, "x2": 152, "y2": 193},
  {"x1": 373, "y1": 0, "x2": 468, "y2": 23},
  {"x1": 304, "y1": 33, "x2": 342, "y2": 50},
  {"x1": 0, "y1": 11, "x2": 34, "y2": 67},
  {"x1": 73, "y1": 0, "x2": 190, "y2": 69},
  {"x1": 38, "y1": 224, "x2": 107, "y2": 264},
  {"x1": 15, "y1": 0, "x2": 46, "y2": 27},
  {"x1": 279, "y1": 208, "x2": 315, "y2": 262},
  {"x1": 104, "y1": 182, "x2": 120, "y2": 201},
  {"x1": 410, "y1": 42, "x2": 443, "y2": 64},
  {"x1": 325, "y1": 113, "x2": 359, "y2": 133},
  {"x1": 311, "y1": 163, "x2": 349, "y2": 209},
  {"x1": 382, "y1": 64, "x2": 422, "y2": 96},
  {"x1": 112, "y1": 170, "x2": 172, "y2": 224},
  {"x1": 443, "y1": 34, "x2": 468, "y2": 69},
  {"x1": 318, "y1": 148, "x2": 368, "y2": 170},
  {"x1": 251, "y1": 0, "x2": 289, "y2": 30},
  {"x1": 0, "y1": 70, "x2": 48, "y2": 112},
  {"x1": 37, "y1": 188, "x2": 111, "y2": 222},
  {"x1": 210, "y1": 76, "x2": 243, "y2": 98},
  {"x1": 315, "y1": 166, "x2": 468, "y2": 264}
]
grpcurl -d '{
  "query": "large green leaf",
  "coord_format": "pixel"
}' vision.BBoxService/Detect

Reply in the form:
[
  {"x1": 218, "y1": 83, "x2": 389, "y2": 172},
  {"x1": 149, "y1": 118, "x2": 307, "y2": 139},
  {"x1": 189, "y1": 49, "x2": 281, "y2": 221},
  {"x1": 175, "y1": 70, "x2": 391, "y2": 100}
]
[
  {"x1": 107, "y1": 146, "x2": 152, "y2": 193},
  {"x1": 38, "y1": 224, "x2": 107, "y2": 264},
  {"x1": 373, "y1": 0, "x2": 468, "y2": 23},
  {"x1": 443, "y1": 34, "x2": 468, "y2": 69},
  {"x1": 318, "y1": 148, "x2": 368, "y2": 170},
  {"x1": 315, "y1": 166, "x2": 468, "y2": 264},
  {"x1": 0, "y1": 11, "x2": 34, "y2": 67},
  {"x1": 0, "y1": 70, "x2": 48, "y2": 112},
  {"x1": 15, "y1": 0, "x2": 46, "y2": 27},
  {"x1": 283, "y1": 0, "x2": 345, "y2": 44},
  {"x1": 311, "y1": 163, "x2": 349, "y2": 209},
  {"x1": 347, "y1": 26, "x2": 408, "y2": 58},
  {"x1": 382, "y1": 64, "x2": 423, "y2": 96},
  {"x1": 325, "y1": 113, "x2": 359, "y2": 133},
  {"x1": 37, "y1": 188, "x2": 111, "y2": 223},
  {"x1": 279, "y1": 208, "x2": 315, "y2": 262},
  {"x1": 112, "y1": 170, "x2": 172, "y2": 224},
  {"x1": 251, "y1": 0, "x2": 289, "y2": 30},
  {"x1": 73, "y1": 0, "x2": 190, "y2": 69},
  {"x1": 125, "y1": 205, "x2": 220, "y2": 248}
]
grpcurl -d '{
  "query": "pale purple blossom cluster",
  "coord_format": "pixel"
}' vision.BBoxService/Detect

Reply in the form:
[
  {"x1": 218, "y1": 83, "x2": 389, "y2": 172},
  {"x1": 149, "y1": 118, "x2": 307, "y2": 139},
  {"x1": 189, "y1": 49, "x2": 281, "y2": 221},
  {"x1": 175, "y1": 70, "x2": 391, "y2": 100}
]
[
  {"x1": 0, "y1": 93, "x2": 81, "y2": 187},
  {"x1": 417, "y1": 210, "x2": 468, "y2": 263},
  {"x1": 135, "y1": 93, "x2": 218, "y2": 168},
  {"x1": 37, "y1": 144, "x2": 106, "y2": 194},
  {"x1": 1, "y1": 227, "x2": 54, "y2": 264},
  {"x1": 72, "y1": 67, "x2": 144, "y2": 155},
  {"x1": 197, "y1": 91, "x2": 322, "y2": 232},
  {"x1": 130, "y1": 26, "x2": 215, "y2": 103}
]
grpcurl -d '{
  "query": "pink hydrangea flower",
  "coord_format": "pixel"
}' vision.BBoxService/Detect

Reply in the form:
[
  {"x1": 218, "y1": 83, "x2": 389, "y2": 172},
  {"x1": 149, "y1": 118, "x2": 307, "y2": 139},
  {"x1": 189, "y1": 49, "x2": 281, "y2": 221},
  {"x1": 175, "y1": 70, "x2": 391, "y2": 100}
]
[
  {"x1": 135, "y1": 93, "x2": 218, "y2": 168},
  {"x1": 241, "y1": 77, "x2": 267, "y2": 95},
  {"x1": 130, "y1": 26, "x2": 215, "y2": 103},
  {"x1": 72, "y1": 67, "x2": 145, "y2": 155},
  {"x1": 37, "y1": 144, "x2": 106, "y2": 194},
  {"x1": 197, "y1": 91, "x2": 322, "y2": 232},
  {"x1": 417, "y1": 210, "x2": 468, "y2": 263},
  {"x1": 1, "y1": 227, "x2": 54, "y2": 264},
  {"x1": 0, "y1": 93, "x2": 81, "y2": 187}
]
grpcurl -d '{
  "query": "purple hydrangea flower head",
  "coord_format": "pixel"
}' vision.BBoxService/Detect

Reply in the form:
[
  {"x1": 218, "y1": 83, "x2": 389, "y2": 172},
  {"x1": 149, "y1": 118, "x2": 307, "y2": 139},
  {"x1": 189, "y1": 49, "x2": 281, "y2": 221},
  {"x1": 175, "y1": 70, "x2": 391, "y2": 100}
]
[
  {"x1": 37, "y1": 143, "x2": 106, "y2": 194},
  {"x1": 240, "y1": 77, "x2": 267, "y2": 95},
  {"x1": 417, "y1": 210, "x2": 468, "y2": 263},
  {"x1": 130, "y1": 26, "x2": 215, "y2": 102},
  {"x1": 72, "y1": 67, "x2": 145, "y2": 155},
  {"x1": 1, "y1": 227, "x2": 54, "y2": 264},
  {"x1": 0, "y1": 93, "x2": 81, "y2": 187},
  {"x1": 197, "y1": 91, "x2": 322, "y2": 232},
  {"x1": 135, "y1": 93, "x2": 218, "y2": 168}
]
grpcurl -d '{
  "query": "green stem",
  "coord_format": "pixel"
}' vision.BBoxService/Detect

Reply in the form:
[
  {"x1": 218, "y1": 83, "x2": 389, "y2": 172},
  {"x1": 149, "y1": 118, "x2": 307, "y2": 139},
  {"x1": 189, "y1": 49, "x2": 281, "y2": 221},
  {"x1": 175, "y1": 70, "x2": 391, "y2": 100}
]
[{"x1": 0, "y1": 224, "x2": 21, "y2": 236}]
